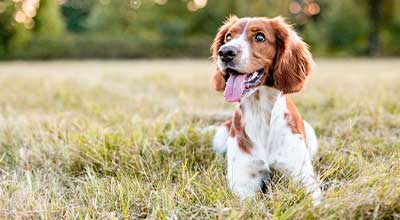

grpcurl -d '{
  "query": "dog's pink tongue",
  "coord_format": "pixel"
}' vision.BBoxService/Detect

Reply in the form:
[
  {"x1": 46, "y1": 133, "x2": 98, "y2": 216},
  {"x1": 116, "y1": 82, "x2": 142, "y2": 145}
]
[{"x1": 224, "y1": 74, "x2": 246, "y2": 102}]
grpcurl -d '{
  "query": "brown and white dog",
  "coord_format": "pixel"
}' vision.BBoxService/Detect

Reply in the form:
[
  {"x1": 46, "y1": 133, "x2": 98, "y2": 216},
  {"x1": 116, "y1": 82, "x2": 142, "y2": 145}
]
[{"x1": 210, "y1": 16, "x2": 322, "y2": 205}]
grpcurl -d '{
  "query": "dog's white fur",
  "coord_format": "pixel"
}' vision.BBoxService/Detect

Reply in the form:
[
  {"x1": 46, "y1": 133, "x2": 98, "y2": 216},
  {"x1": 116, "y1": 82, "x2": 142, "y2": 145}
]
[
  {"x1": 212, "y1": 86, "x2": 322, "y2": 205},
  {"x1": 217, "y1": 20, "x2": 251, "y2": 74},
  {"x1": 211, "y1": 16, "x2": 322, "y2": 205}
]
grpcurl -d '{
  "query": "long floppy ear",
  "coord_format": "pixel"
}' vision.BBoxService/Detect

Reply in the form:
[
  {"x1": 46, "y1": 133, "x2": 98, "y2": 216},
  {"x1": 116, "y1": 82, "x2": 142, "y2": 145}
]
[
  {"x1": 270, "y1": 17, "x2": 314, "y2": 94},
  {"x1": 210, "y1": 15, "x2": 238, "y2": 92}
]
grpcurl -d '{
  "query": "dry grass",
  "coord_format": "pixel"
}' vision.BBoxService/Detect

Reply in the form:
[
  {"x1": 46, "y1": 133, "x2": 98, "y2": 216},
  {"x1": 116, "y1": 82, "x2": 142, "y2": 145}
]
[{"x1": 0, "y1": 59, "x2": 399, "y2": 219}]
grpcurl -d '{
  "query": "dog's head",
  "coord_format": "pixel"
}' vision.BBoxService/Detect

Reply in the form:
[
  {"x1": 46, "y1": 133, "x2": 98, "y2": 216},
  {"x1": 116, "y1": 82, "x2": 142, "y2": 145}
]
[{"x1": 211, "y1": 16, "x2": 314, "y2": 102}]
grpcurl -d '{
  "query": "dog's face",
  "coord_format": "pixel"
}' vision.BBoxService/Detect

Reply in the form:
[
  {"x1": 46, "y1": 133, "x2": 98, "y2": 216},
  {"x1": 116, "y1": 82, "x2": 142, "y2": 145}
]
[{"x1": 211, "y1": 16, "x2": 314, "y2": 102}]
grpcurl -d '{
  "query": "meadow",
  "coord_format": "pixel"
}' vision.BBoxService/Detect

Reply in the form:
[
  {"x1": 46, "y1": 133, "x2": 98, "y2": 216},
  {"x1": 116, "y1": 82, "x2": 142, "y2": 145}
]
[{"x1": 0, "y1": 59, "x2": 399, "y2": 219}]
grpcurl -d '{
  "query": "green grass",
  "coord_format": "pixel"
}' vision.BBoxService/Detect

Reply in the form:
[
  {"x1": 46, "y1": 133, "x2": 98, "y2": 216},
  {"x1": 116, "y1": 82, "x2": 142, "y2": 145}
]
[{"x1": 0, "y1": 59, "x2": 399, "y2": 219}]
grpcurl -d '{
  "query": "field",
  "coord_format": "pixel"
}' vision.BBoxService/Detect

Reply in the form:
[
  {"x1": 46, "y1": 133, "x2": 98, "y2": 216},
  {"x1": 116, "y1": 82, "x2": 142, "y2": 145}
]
[{"x1": 0, "y1": 59, "x2": 399, "y2": 219}]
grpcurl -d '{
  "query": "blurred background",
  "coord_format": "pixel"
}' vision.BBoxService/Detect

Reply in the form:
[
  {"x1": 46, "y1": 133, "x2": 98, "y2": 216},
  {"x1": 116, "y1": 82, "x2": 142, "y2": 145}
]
[{"x1": 0, "y1": 0, "x2": 399, "y2": 59}]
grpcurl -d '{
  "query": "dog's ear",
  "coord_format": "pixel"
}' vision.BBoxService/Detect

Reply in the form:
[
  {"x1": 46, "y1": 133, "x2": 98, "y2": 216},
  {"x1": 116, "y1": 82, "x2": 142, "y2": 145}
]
[
  {"x1": 211, "y1": 67, "x2": 227, "y2": 92},
  {"x1": 270, "y1": 17, "x2": 314, "y2": 94},
  {"x1": 210, "y1": 15, "x2": 238, "y2": 92}
]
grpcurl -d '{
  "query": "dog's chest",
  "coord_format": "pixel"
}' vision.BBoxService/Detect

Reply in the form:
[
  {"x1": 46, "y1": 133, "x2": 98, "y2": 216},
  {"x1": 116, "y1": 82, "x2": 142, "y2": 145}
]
[{"x1": 241, "y1": 86, "x2": 283, "y2": 154}]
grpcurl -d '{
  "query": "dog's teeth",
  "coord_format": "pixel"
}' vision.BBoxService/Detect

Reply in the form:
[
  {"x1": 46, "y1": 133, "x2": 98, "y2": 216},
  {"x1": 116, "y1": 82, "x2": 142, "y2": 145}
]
[{"x1": 249, "y1": 72, "x2": 257, "y2": 80}]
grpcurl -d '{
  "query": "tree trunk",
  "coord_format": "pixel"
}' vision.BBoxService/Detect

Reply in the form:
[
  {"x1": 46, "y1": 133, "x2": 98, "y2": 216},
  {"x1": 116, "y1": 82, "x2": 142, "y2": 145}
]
[{"x1": 368, "y1": 0, "x2": 381, "y2": 57}]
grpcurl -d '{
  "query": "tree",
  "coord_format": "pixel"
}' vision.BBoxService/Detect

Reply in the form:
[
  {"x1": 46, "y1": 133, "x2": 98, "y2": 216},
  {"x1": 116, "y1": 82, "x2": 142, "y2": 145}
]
[
  {"x1": 319, "y1": 0, "x2": 368, "y2": 55},
  {"x1": 34, "y1": 0, "x2": 64, "y2": 39},
  {"x1": 367, "y1": 0, "x2": 382, "y2": 56},
  {"x1": 61, "y1": 0, "x2": 96, "y2": 32}
]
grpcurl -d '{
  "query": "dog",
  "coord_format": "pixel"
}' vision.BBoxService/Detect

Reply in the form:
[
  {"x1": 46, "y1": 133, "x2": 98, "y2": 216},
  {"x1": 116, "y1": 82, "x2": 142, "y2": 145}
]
[{"x1": 210, "y1": 16, "x2": 322, "y2": 205}]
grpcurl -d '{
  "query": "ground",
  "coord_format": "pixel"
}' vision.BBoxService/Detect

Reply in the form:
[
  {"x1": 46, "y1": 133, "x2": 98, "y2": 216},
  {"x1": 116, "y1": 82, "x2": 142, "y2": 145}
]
[{"x1": 0, "y1": 59, "x2": 399, "y2": 219}]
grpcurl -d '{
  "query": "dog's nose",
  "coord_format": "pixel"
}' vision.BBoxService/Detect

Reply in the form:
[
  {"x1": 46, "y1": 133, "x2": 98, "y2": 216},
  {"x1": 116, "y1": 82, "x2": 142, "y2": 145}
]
[{"x1": 218, "y1": 46, "x2": 237, "y2": 63}]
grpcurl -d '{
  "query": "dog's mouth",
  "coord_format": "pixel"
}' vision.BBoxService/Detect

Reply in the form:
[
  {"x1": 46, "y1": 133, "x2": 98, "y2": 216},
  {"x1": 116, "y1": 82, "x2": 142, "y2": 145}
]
[{"x1": 223, "y1": 68, "x2": 265, "y2": 103}]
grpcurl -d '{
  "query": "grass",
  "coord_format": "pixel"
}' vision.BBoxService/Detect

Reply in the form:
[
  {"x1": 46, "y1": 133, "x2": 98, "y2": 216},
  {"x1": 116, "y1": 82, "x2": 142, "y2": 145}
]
[{"x1": 0, "y1": 59, "x2": 399, "y2": 219}]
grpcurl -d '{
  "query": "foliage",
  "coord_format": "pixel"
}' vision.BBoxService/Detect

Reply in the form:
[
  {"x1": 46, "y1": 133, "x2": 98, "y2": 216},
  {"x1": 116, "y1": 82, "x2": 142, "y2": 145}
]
[
  {"x1": 0, "y1": 0, "x2": 32, "y2": 55},
  {"x1": 7, "y1": 33, "x2": 210, "y2": 59},
  {"x1": 320, "y1": 0, "x2": 369, "y2": 55},
  {"x1": 33, "y1": 0, "x2": 64, "y2": 39},
  {"x1": 61, "y1": 0, "x2": 95, "y2": 32},
  {"x1": 0, "y1": 0, "x2": 399, "y2": 59}
]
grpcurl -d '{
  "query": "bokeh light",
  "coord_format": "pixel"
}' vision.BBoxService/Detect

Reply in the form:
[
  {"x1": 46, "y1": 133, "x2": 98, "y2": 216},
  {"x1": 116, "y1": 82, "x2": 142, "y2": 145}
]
[
  {"x1": 194, "y1": 0, "x2": 207, "y2": 8},
  {"x1": 305, "y1": 3, "x2": 320, "y2": 16},
  {"x1": 22, "y1": 1, "x2": 37, "y2": 17},
  {"x1": 15, "y1": 10, "x2": 27, "y2": 23},
  {"x1": 289, "y1": 0, "x2": 321, "y2": 25},
  {"x1": 289, "y1": 1, "x2": 302, "y2": 14},
  {"x1": 187, "y1": 0, "x2": 207, "y2": 12},
  {"x1": 130, "y1": 0, "x2": 141, "y2": 9},
  {"x1": 10, "y1": 0, "x2": 39, "y2": 28},
  {"x1": 154, "y1": 0, "x2": 168, "y2": 5}
]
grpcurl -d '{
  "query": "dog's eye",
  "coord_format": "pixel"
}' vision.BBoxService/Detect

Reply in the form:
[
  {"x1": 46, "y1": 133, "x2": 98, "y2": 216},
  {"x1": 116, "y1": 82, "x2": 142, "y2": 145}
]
[
  {"x1": 225, "y1": 33, "x2": 232, "y2": 42},
  {"x1": 254, "y1": 33, "x2": 265, "y2": 42}
]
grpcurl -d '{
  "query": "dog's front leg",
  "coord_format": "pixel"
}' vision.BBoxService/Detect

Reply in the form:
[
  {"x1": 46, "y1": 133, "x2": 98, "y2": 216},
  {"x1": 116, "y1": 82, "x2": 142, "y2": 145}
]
[{"x1": 226, "y1": 137, "x2": 268, "y2": 199}]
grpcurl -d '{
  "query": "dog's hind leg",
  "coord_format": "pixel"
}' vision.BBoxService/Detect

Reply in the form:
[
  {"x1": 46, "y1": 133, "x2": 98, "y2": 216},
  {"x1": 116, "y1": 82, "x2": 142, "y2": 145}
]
[
  {"x1": 304, "y1": 120, "x2": 318, "y2": 160},
  {"x1": 272, "y1": 139, "x2": 322, "y2": 206}
]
